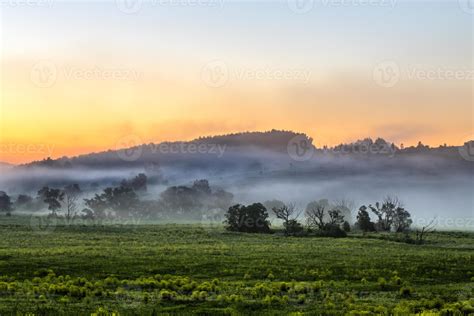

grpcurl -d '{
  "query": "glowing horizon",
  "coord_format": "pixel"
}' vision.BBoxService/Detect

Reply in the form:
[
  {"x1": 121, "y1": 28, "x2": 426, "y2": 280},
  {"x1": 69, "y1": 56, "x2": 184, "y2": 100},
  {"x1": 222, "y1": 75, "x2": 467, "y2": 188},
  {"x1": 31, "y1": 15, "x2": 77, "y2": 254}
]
[{"x1": 1, "y1": 1, "x2": 472, "y2": 164}]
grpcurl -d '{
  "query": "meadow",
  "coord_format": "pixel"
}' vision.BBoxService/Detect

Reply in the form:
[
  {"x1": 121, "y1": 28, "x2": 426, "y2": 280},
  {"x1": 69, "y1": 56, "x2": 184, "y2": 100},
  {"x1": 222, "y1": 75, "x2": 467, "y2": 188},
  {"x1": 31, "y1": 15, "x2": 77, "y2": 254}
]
[{"x1": 0, "y1": 216, "x2": 472, "y2": 315}]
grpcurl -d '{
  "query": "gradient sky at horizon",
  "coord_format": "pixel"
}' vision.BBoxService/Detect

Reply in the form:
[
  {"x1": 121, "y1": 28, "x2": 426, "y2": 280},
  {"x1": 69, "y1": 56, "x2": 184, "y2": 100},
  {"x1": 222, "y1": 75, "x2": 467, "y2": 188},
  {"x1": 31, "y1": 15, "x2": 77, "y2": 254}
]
[{"x1": 1, "y1": 0, "x2": 473, "y2": 164}]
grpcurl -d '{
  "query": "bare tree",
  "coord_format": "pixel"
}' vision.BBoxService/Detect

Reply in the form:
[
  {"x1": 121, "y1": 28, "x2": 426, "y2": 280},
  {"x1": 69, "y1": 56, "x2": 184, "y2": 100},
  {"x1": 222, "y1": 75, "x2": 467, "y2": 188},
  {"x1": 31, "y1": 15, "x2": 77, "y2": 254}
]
[
  {"x1": 306, "y1": 205, "x2": 326, "y2": 230},
  {"x1": 272, "y1": 203, "x2": 302, "y2": 236},
  {"x1": 328, "y1": 209, "x2": 345, "y2": 226},
  {"x1": 415, "y1": 218, "x2": 436, "y2": 244},
  {"x1": 64, "y1": 184, "x2": 81, "y2": 221}
]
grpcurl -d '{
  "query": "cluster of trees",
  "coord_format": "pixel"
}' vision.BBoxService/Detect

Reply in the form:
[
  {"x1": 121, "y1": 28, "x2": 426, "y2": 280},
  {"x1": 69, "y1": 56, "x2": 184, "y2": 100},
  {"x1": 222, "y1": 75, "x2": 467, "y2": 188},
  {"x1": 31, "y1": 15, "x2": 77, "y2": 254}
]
[
  {"x1": 160, "y1": 180, "x2": 233, "y2": 214},
  {"x1": 224, "y1": 201, "x2": 351, "y2": 237},
  {"x1": 355, "y1": 197, "x2": 412, "y2": 233},
  {"x1": 0, "y1": 191, "x2": 13, "y2": 216},
  {"x1": 0, "y1": 174, "x2": 233, "y2": 221},
  {"x1": 224, "y1": 196, "x2": 415, "y2": 238}
]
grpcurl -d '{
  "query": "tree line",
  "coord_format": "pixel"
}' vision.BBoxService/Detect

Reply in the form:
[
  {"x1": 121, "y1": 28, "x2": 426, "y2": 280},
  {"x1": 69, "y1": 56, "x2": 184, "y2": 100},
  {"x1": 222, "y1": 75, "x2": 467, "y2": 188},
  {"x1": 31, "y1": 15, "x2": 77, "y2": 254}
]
[
  {"x1": 0, "y1": 175, "x2": 233, "y2": 221},
  {"x1": 224, "y1": 196, "x2": 418, "y2": 240}
]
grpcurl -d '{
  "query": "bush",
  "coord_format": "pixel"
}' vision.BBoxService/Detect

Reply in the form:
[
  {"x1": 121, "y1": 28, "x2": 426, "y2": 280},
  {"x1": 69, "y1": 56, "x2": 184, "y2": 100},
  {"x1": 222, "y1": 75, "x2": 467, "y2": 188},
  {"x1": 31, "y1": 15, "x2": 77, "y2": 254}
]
[
  {"x1": 224, "y1": 203, "x2": 271, "y2": 234},
  {"x1": 284, "y1": 219, "x2": 305, "y2": 236},
  {"x1": 316, "y1": 224, "x2": 347, "y2": 238}
]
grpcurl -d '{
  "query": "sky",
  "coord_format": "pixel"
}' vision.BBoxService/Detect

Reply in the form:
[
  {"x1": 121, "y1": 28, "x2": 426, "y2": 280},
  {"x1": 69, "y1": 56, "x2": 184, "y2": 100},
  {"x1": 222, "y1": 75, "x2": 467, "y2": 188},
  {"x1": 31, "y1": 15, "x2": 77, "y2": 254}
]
[{"x1": 0, "y1": 0, "x2": 473, "y2": 164}]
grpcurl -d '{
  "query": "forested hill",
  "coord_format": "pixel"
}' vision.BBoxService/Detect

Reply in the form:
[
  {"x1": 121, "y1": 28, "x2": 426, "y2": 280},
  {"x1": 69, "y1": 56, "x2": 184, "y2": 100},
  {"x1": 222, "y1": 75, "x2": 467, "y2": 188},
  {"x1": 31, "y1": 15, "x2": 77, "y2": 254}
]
[{"x1": 16, "y1": 130, "x2": 473, "y2": 170}]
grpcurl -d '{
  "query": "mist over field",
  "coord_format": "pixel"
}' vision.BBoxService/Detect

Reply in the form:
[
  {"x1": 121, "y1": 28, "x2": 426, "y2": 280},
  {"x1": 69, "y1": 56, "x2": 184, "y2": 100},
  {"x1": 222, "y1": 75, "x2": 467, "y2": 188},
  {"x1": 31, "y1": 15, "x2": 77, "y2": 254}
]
[{"x1": 1, "y1": 131, "x2": 473, "y2": 230}]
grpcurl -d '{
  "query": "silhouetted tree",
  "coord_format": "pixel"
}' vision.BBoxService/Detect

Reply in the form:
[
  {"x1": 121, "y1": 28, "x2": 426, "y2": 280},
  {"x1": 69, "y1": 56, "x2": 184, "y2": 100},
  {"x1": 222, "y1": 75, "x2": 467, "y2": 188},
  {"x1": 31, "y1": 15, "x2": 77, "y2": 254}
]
[
  {"x1": 306, "y1": 204, "x2": 347, "y2": 237},
  {"x1": 121, "y1": 173, "x2": 147, "y2": 193},
  {"x1": 272, "y1": 203, "x2": 303, "y2": 236},
  {"x1": 224, "y1": 203, "x2": 271, "y2": 233},
  {"x1": 415, "y1": 218, "x2": 436, "y2": 244},
  {"x1": 393, "y1": 206, "x2": 413, "y2": 232},
  {"x1": 328, "y1": 209, "x2": 345, "y2": 226},
  {"x1": 263, "y1": 200, "x2": 285, "y2": 213},
  {"x1": 64, "y1": 184, "x2": 81, "y2": 220},
  {"x1": 356, "y1": 206, "x2": 376, "y2": 232},
  {"x1": 306, "y1": 204, "x2": 326, "y2": 230},
  {"x1": 84, "y1": 185, "x2": 139, "y2": 218},
  {"x1": 192, "y1": 179, "x2": 212, "y2": 195},
  {"x1": 367, "y1": 196, "x2": 412, "y2": 232},
  {"x1": 0, "y1": 191, "x2": 13, "y2": 216},
  {"x1": 37, "y1": 187, "x2": 64, "y2": 216},
  {"x1": 160, "y1": 180, "x2": 233, "y2": 214}
]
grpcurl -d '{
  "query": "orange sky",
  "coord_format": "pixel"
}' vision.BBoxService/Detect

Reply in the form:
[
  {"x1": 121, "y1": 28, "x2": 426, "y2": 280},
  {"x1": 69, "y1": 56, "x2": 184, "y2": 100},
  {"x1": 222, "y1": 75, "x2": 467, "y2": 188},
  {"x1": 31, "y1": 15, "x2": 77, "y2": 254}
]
[
  {"x1": 1, "y1": 57, "x2": 471, "y2": 164},
  {"x1": 1, "y1": 2, "x2": 472, "y2": 164}
]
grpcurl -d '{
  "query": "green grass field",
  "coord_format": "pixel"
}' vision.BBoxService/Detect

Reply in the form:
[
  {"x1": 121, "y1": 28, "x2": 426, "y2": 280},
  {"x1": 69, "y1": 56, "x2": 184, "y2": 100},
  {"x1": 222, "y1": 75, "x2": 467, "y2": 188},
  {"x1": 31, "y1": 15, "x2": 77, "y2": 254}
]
[{"x1": 0, "y1": 216, "x2": 472, "y2": 315}]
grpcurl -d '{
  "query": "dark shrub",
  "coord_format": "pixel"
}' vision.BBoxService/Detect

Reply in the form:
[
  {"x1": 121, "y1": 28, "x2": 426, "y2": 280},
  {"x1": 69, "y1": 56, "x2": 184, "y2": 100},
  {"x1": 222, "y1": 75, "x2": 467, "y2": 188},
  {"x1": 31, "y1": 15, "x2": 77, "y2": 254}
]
[
  {"x1": 316, "y1": 224, "x2": 347, "y2": 238},
  {"x1": 224, "y1": 203, "x2": 271, "y2": 234}
]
